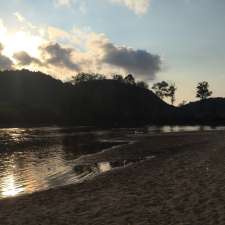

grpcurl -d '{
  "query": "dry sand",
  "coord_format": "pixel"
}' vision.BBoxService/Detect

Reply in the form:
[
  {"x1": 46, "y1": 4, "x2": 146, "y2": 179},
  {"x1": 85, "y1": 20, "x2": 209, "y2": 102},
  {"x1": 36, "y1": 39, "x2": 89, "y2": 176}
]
[{"x1": 0, "y1": 131, "x2": 225, "y2": 225}]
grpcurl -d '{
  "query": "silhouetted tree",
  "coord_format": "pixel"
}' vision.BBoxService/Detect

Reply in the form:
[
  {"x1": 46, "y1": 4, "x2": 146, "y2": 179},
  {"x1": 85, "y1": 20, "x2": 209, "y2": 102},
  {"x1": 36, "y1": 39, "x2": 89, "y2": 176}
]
[
  {"x1": 196, "y1": 81, "x2": 212, "y2": 100},
  {"x1": 112, "y1": 74, "x2": 124, "y2": 82},
  {"x1": 166, "y1": 83, "x2": 177, "y2": 105},
  {"x1": 124, "y1": 74, "x2": 135, "y2": 85},
  {"x1": 2, "y1": 70, "x2": 225, "y2": 126},
  {"x1": 152, "y1": 81, "x2": 169, "y2": 99},
  {"x1": 136, "y1": 81, "x2": 149, "y2": 89},
  {"x1": 72, "y1": 73, "x2": 106, "y2": 85}
]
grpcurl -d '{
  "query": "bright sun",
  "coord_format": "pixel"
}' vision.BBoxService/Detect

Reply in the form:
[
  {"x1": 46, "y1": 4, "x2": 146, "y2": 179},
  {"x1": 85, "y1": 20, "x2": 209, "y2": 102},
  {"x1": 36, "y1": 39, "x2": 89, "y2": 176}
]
[{"x1": 0, "y1": 30, "x2": 43, "y2": 59}]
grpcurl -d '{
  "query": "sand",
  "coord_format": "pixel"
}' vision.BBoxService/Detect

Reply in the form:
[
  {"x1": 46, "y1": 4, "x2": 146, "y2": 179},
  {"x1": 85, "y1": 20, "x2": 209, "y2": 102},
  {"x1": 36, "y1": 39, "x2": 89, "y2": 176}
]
[{"x1": 0, "y1": 131, "x2": 225, "y2": 225}]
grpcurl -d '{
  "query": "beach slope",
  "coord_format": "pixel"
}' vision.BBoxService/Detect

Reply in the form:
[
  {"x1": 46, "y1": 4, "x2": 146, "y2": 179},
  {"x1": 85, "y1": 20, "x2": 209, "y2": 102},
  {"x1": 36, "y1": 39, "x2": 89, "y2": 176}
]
[{"x1": 0, "y1": 131, "x2": 225, "y2": 225}]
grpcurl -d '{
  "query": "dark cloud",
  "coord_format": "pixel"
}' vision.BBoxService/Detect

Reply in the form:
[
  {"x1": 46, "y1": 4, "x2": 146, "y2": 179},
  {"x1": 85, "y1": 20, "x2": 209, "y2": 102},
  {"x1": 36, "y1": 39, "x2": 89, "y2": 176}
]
[
  {"x1": 0, "y1": 43, "x2": 14, "y2": 70},
  {"x1": 13, "y1": 51, "x2": 42, "y2": 66},
  {"x1": 0, "y1": 43, "x2": 3, "y2": 52},
  {"x1": 0, "y1": 55, "x2": 14, "y2": 70},
  {"x1": 41, "y1": 43, "x2": 80, "y2": 71},
  {"x1": 0, "y1": 37, "x2": 162, "y2": 80},
  {"x1": 102, "y1": 43, "x2": 161, "y2": 80}
]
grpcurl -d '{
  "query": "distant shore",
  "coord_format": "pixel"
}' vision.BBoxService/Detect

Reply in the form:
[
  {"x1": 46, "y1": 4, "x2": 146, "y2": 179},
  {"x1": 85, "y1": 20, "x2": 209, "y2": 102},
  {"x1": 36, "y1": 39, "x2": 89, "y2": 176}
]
[
  {"x1": 0, "y1": 131, "x2": 225, "y2": 225},
  {"x1": 1, "y1": 121, "x2": 225, "y2": 128}
]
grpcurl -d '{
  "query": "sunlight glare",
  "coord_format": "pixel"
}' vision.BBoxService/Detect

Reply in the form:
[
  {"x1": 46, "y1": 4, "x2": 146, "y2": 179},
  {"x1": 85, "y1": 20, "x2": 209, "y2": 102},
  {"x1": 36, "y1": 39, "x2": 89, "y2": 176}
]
[
  {"x1": 1, "y1": 175, "x2": 24, "y2": 197},
  {"x1": 1, "y1": 30, "x2": 43, "y2": 58},
  {"x1": 97, "y1": 162, "x2": 112, "y2": 173}
]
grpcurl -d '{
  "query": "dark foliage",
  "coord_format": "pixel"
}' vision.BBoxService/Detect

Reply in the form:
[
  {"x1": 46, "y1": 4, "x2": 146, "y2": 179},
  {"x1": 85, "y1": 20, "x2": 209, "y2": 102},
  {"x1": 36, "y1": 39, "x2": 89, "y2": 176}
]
[
  {"x1": 0, "y1": 70, "x2": 224, "y2": 127},
  {"x1": 196, "y1": 81, "x2": 212, "y2": 100},
  {"x1": 112, "y1": 74, "x2": 124, "y2": 82},
  {"x1": 72, "y1": 73, "x2": 106, "y2": 85},
  {"x1": 65, "y1": 79, "x2": 173, "y2": 126},
  {"x1": 0, "y1": 70, "x2": 67, "y2": 125},
  {"x1": 0, "y1": 70, "x2": 173, "y2": 127},
  {"x1": 152, "y1": 81, "x2": 177, "y2": 105},
  {"x1": 136, "y1": 81, "x2": 149, "y2": 89},
  {"x1": 177, "y1": 98, "x2": 225, "y2": 124},
  {"x1": 152, "y1": 81, "x2": 169, "y2": 99},
  {"x1": 124, "y1": 74, "x2": 136, "y2": 85}
]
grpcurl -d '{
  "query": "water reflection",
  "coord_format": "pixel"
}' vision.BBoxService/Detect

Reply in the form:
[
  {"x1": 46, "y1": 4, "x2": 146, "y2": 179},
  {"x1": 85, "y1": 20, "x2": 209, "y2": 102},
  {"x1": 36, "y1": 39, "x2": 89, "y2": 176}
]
[
  {"x1": 0, "y1": 125, "x2": 224, "y2": 199},
  {"x1": 0, "y1": 127, "x2": 125, "y2": 199},
  {"x1": 1, "y1": 174, "x2": 25, "y2": 197},
  {"x1": 74, "y1": 157, "x2": 156, "y2": 176},
  {"x1": 97, "y1": 162, "x2": 112, "y2": 173},
  {"x1": 4, "y1": 128, "x2": 25, "y2": 142},
  {"x1": 148, "y1": 125, "x2": 225, "y2": 133}
]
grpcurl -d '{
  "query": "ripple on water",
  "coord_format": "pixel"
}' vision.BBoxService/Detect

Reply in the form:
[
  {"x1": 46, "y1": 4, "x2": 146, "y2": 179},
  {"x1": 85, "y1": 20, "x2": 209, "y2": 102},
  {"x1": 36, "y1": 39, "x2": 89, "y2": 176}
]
[
  {"x1": 73, "y1": 156, "x2": 156, "y2": 176},
  {"x1": 0, "y1": 125, "x2": 224, "y2": 199}
]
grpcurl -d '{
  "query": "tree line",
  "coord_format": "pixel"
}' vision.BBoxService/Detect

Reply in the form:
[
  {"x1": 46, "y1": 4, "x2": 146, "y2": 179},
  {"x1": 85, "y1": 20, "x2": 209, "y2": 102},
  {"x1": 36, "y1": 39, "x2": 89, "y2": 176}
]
[
  {"x1": 152, "y1": 80, "x2": 212, "y2": 106},
  {"x1": 71, "y1": 73, "x2": 149, "y2": 89},
  {"x1": 71, "y1": 72, "x2": 213, "y2": 106},
  {"x1": 0, "y1": 69, "x2": 222, "y2": 126}
]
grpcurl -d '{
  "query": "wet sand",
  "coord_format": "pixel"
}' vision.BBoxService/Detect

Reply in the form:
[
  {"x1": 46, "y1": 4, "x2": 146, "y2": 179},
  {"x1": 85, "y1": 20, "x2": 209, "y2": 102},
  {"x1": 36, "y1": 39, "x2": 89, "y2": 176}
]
[{"x1": 1, "y1": 131, "x2": 225, "y2": 225}]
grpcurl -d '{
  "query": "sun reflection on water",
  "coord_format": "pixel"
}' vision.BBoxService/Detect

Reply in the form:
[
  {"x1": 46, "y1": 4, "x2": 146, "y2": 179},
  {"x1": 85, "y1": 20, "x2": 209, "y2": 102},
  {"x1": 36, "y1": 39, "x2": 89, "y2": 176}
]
[
  {"x1": 9, "y1": 128, "x2": 26, "y2": 141},
  {"x1": 2, "y1": 125, "x2": 222, "y2": 199},
  {"x1": 97, "y1": 162, "x2": 112, "y2": 173},
  {"x1": 1, "y1": 174, "x2": 25, "y2": 197},
  {"x1": 0, "y1": 128, "x2": 75, "y2": 199}
]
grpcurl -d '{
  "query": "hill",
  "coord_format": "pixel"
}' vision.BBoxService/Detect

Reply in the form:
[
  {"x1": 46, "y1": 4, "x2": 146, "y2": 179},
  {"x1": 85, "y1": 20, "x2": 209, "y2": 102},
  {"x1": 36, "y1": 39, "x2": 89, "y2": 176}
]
[
  {"x1": 0, "y1": 70, "x2": 67, "y2": 125},
  {"x1": 1, "y1": 70, "x2": 225, "y2": 126},
  {"x1": 68, "y1": 79, "x2": 174, "y2": 125},
  {"x1": 0, "y1": 70, "x2": 173, "y2": 127},
  {"x1": 179, "y1": 98, "x2": 225, "y2": 124}
]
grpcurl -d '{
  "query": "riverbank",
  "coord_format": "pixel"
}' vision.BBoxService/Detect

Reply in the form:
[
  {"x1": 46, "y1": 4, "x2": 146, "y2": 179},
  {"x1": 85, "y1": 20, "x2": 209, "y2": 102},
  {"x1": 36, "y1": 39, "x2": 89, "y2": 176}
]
[{"x1": 0, "y1": 131, "x2": 225, "y2": 225}]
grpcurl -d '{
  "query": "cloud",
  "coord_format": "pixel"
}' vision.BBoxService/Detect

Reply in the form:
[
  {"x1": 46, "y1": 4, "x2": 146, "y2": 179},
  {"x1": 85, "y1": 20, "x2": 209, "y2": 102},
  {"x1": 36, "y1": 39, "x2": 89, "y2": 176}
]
[
  {"x1": 47, "y1": 26, "x2": 83, "y2": 46},
  {"x1": 14, "y1": 12, "x2": 25, "y2": 22},
  {"x1": 0, "y1": 15, "x2": 162, "y2": 80},
  {"x1": 48, "y1": 26, "x2": 70, "y2": 42},
  {"x1": 0, "y1": 43, "x2": 14, "y2": 70},
  {"x1": 102, "y1": 43, "x2": 161, "y2": 80},
  {"x1": 86, "y1": 33, "x2": 161, "y2": 80},
  {"x1": 53, "y1": 0, "x2": 149, "y2": 15},
  {"x1": 53, "y1": 0, "x2": 88, "y2": 14},
  {"x1": 9, "y1": 25, "x2": 161, "y2": 80},
  {"x1": 110, "y1": 0, "x2": 150, "y2": 15},
  {"x1": 13, "y1": 51, "x2": 42, "y2": 66},
  {"x1": 0, "y1": 55, "x2": 13, "y2": 70},
  {"x1": 0, "y1": 43, "x2": 3, "y2": 53},
  {"x1": 54, "y1": 0, "x2": 72, "y2": 7},
  {"x1": 0, "y1": 19, "x2": 7, "y2": 40},
  {"x1": 40, "y1": 43, "x2": 81, "y2": 71},
  {"x1": 13, "y1": 12, "x2": 36, "y2": 29},
  {"x1": 32, "y1": 31, "x2": 162, "y2": 80}
]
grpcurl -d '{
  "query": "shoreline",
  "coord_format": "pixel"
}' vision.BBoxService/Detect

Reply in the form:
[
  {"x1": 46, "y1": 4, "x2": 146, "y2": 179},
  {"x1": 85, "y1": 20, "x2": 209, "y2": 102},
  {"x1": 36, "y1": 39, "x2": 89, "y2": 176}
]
[
  {"x1": 0, "y1": 123, "x2": 225, "y2": 129},
  {"x1": 1, "y1": 130, "x2": 225, "y2": 225}
]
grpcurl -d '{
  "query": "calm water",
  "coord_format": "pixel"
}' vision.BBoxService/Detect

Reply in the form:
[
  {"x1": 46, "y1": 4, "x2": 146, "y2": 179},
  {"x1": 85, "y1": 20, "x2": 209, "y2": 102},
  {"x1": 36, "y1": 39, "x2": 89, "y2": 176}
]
[{"x1": 0, "y1": 125, "x2": 224, "y2": 199}]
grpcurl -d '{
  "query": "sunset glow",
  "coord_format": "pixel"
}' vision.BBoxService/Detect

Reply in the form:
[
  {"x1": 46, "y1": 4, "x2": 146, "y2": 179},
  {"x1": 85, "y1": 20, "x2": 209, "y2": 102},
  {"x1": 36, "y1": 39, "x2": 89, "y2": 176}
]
[
  {"x1": 0, "y1": 0, "x2": 225, "y2": 103},
  {"x1": 0, "y1": 1, "x2": 225, "y2": 224},
  {"x1": 1, "y1": 31, "x2": 42, "y2": 59}
]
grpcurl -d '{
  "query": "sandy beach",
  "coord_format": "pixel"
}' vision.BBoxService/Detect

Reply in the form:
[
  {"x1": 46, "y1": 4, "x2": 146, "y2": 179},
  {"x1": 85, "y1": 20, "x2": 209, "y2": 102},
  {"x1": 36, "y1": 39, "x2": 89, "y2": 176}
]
[{"x1": 0, "y1": 130, "x2": 225, "y2": 225}]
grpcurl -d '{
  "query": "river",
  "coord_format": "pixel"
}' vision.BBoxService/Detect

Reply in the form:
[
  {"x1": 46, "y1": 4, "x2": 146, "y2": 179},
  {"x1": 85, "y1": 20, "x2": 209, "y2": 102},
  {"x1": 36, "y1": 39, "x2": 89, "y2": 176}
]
[{"x1": 0, "y1": 125, "x2": 224, "y2": 199}]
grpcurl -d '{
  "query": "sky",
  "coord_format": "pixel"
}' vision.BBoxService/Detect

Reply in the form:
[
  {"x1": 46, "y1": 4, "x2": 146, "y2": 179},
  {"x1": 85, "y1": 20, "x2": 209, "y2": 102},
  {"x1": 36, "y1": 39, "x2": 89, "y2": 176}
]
[{"x1": 0, "y1": 0, "x2": 225, "y2": 104}]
